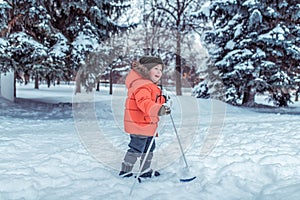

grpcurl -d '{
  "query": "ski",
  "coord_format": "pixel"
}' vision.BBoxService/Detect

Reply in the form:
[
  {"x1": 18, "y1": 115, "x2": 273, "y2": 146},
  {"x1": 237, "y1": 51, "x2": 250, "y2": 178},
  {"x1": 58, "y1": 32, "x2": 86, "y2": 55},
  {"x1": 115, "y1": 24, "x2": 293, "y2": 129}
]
[{"x1": 180, "y1": 176, "x2": 196, "y2": 182}]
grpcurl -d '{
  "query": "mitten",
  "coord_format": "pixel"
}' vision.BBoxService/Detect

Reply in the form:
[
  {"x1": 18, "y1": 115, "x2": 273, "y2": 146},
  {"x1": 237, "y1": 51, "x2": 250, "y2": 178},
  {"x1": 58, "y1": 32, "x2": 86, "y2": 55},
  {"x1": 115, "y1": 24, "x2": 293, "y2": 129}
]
[{"x1": 158, "y1": 105, "x2": 171, "y2": 116}]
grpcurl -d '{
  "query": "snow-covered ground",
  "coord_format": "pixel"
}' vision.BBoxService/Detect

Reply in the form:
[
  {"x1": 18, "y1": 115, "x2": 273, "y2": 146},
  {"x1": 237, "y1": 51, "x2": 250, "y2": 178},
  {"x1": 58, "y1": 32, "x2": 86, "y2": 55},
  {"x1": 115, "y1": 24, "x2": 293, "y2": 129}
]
[{"x1": 1, "y1": 82, "x2": 300, "y2": 200}]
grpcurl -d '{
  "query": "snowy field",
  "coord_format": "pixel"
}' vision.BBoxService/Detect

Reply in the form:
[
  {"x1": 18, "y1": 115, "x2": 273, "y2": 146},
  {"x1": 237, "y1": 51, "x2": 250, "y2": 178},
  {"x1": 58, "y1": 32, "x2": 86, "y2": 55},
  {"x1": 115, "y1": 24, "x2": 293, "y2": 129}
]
[{"x1": 1, "y1": 82, "x2": 300, "y2": 200}]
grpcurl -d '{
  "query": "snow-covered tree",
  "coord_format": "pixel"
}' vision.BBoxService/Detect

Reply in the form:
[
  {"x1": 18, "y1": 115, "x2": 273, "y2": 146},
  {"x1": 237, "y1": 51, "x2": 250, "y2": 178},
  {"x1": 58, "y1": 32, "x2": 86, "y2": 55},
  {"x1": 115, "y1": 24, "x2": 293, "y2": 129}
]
[
  {"x1": 0, "y1": 0, "x2": 10, "y2": 37},
  {"x1": 0, "y1": 0, "x2": 135, "y2": 92},
  {"x1": 0, "y1": 37, "x2": 10, "y2": 73},
  {"x1": 141, "y1": 0, "x2": 209, "y2": 95},
  {"x1": 7, "y1": 32, "x2": 48, "y2": 88},
  {"x1": 204, "y1": 0, "x2": 300, "y2": 106},
  {"x1": 80, "y1": 35, "x2": 130, "y2": 94},
  {"x1": 193, "y1": 57, "x2": 227, "y2": 100}
]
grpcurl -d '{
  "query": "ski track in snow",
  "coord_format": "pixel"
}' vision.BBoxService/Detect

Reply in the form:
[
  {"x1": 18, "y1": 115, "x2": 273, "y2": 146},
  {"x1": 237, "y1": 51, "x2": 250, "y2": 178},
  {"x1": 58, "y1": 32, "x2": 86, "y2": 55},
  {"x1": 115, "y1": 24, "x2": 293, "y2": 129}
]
[{"x1": 0, "y1": 83, "x2": 300, "y2": 199}]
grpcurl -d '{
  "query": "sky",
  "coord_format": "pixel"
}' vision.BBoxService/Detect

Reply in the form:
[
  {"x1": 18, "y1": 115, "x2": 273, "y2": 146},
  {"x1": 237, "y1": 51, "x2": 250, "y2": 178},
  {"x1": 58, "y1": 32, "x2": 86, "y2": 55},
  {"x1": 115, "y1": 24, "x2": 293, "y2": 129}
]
[{"x1": 0, "y1": 82, "x2": 300, "y2": 199}]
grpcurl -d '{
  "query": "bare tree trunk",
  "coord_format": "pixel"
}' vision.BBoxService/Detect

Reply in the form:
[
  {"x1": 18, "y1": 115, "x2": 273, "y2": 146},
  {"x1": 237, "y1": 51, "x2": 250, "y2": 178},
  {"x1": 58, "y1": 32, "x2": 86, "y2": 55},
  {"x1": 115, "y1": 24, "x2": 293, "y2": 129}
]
[
  {"x1": 34, "y1": 72, "x2": 39, "y2": 89},
  {"x1": 242, "y1": 85, "x2": 255, "y2": 106},
  {"x1": 295, "y1": 86, "x2": 299, "y2": 101},
  {"x1": 75, "y1": 69, "x2": 82, "y2": 94},
  {"x1": 96, "y1": 81, "x2": 100, "y2": 91},
  {"x1": 175, "y1": 32, "x2": 182, "y2": 96},
  {"x1": 109, "y1": 69, "x2": 113, "y2": 95},
  {"x1": 14, "y1": 71, "x2": 17, "y2": 97}
]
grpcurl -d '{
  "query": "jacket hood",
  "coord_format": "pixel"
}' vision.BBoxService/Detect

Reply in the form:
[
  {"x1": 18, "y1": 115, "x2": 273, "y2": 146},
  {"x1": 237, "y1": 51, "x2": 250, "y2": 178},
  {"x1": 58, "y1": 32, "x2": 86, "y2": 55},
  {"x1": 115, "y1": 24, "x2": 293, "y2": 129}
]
[{"x1": 125, "y1": 68, "x2": 152, "y2": 90}]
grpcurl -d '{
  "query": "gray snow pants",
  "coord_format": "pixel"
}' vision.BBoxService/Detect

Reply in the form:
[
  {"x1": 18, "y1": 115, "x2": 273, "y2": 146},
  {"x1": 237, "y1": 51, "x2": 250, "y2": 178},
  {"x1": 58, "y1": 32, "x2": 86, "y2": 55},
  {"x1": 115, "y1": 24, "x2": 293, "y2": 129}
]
[{"x1": 121, "y1": 134, "x2": 156, "y2": 173}]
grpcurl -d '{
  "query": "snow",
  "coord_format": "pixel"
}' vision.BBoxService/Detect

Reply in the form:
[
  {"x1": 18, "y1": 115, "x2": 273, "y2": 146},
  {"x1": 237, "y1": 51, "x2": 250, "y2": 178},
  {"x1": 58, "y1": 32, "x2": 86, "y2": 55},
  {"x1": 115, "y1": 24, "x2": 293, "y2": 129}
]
[
  {"x1": 287, "y1": 45, "x2": 300, "y2": 59},
  {"x1": 242, "y1": 0, "x2": 259, "y2": 7},
  {"x1": 225, "y1": 40, "x2": 235, "y2": 50},
  {"x1": 253, "y1": 48, "x2": 266, "y2": 59},
  {"x1": 72, "y1": 32, "x2": 100, "y2": 53},
  {"x1": 118, "y1": 0, "x2": 141, "y2": 24},
  {"x1": 49, "y1": 33, "x2": 69, "y2": 58},
  {"x1": 265, "y1": 25, "x2": 286, "y2": 41},
  {"x1": 249, "y1": 9, "x2": 262, "y2": 27},
  {"x1": 0, "y1": 38, "x2": 8, "y2": 54},
  {"x1": 216, "y1": 49, "x2": 253, "y2": 67},
  {"x1": 261, "y1": 61, "x2": 275, "y2": 68},
  {"x1": 14, "y1": 32, "x2": 45, "y2": 49},
  {"x1": 1, "y1": 82, "x2": 300, "y2": 199},
  {"x1": 200, "y1": 1, "x2": 211, "y2": 17},
  {"x1": 266, "y1": 7, "x2": 279, "y2": 18},
  {"x1": 234, "y1": 61, "x2": 254, "y2": 71},
  {"x1": 0, "y1": 38, "x2": 8, "y2": 46}
]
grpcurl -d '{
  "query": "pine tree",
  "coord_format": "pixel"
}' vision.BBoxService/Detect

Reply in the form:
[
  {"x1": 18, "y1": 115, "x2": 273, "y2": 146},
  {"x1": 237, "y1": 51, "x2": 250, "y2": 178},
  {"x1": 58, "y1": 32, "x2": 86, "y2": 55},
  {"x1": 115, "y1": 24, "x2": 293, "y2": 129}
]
[
  {"x1": 0, "y1": 2, "x2": 10, "y2": 69},
  {"x1": 0, "y1": 0, "x2": 135, "y2": 93},
  {"x1": 204, "y1": 0, "x2": 300, "y2": 106}
]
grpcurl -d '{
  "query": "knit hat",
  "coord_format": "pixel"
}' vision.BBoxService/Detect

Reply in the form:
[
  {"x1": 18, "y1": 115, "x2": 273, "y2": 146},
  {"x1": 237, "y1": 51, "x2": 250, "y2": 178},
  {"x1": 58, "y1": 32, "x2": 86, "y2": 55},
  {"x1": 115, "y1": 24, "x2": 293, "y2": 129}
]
[{"x1": 139, "y1": 56, "x2": 164, "y2": 71}]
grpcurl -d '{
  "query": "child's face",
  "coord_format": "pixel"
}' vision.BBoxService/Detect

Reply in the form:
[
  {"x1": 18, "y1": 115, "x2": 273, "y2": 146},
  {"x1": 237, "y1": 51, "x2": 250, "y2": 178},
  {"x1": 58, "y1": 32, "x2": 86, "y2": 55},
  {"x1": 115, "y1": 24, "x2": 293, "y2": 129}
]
[{"x1": 149, "y1": 64, "x2": 163, "y2": 83}]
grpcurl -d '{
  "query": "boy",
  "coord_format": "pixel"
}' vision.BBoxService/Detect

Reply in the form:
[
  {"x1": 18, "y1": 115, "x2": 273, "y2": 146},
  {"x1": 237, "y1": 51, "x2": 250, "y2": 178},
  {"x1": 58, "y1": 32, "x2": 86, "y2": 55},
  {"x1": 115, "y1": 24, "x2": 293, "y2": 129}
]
[{"x1": 120, "y1": 56, "x2": 171, "y2": 178}]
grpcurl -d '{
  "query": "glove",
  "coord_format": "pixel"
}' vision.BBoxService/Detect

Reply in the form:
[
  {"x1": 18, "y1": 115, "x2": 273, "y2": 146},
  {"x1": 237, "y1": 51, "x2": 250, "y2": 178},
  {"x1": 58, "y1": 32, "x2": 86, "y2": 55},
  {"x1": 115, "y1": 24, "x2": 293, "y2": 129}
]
[
  {"x1": 158, "y1": 105, "x2": 171, "y2": 116},
  {"x1": 161, "y1": 88, "x2": 171, "y2": 103}
]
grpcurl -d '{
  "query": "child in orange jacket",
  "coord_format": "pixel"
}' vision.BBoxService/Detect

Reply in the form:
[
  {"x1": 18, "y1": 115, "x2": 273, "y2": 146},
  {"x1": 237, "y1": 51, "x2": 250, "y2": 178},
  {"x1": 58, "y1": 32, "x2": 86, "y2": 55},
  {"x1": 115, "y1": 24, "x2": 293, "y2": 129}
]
[{"x1": 120, "y1": 56, "x2": 171, "y2": 178}]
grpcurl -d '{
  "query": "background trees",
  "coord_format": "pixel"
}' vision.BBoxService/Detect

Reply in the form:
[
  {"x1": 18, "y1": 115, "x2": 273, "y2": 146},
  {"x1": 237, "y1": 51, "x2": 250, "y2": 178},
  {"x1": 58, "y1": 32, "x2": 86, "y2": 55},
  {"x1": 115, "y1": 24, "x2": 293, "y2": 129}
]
[
  {"x1": 0, "y1": 0, "x2": 135, "y2": 92},
  {"x1": 143, "y1": 0, "x2": 209, "y2": 95},
  {"x1": 1, "y1": 0, "x2": 299, "y2": 107},
  {"x1": 202, "y1": 0, "x2": 300, "y2": 106}
]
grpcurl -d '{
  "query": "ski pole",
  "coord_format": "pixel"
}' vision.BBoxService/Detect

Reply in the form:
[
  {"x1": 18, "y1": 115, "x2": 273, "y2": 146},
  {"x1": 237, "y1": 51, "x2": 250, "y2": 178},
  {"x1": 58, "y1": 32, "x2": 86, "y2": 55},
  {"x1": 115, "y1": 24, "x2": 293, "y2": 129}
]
[
  {"x1": 170, "y1": 113, "x2": 196, "y2": 182},
  {"x1": 129, "y1": 134, "x2": 156, "y2": 195},
  {"x1": 170, "y1": 113, "x2": 189, "y2": 168}
]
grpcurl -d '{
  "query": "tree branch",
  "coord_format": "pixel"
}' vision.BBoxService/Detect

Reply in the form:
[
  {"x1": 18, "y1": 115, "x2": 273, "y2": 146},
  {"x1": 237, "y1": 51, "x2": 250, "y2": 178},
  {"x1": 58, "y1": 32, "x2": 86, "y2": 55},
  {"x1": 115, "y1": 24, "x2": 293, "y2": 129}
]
[
  {"x1": 165, "y1": 0, "x2": 177, "y2": 12},
  {"x1": 155, "y1": 1, "x2": 177, "y2": 21}
]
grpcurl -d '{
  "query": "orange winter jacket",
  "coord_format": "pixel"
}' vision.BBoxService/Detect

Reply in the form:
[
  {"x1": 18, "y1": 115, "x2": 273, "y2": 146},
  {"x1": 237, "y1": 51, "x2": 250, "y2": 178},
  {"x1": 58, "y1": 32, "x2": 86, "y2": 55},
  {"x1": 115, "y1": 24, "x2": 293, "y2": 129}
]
[{"x1": 124, "y1": 69, "x2": 165, "y2": 136}]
